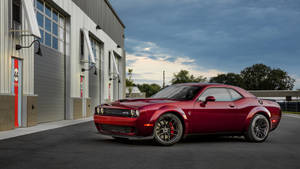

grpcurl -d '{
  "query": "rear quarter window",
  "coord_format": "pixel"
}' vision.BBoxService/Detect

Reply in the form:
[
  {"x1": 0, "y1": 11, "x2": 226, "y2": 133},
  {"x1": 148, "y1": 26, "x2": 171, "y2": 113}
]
[{"x1": 228, "y1": 89, "x2": 243, "y2": 101}]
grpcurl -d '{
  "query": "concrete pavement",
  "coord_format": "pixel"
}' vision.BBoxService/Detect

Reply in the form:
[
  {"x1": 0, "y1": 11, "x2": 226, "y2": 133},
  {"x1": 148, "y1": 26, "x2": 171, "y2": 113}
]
[
  {"x1": 0, "y1": 115, "x2": 299, "y2": 169},
  {"x1": 0, "y1": 117, "x2": 92, "y2": 140}
]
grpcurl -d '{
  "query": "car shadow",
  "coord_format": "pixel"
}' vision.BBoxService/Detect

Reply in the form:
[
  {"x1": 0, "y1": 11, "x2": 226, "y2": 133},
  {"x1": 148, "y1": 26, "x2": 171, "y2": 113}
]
[
  {"x1": 181, "y1": 135, "x2": 246, "y2": 143},
  {"x1": 91, "y1": 134, "x2": 247, "y2": 146}
]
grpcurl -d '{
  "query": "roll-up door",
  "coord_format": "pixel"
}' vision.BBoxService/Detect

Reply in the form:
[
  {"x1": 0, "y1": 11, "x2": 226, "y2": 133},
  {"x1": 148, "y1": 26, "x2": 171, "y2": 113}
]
[
  {"x1": 35, "y1": 46, "x2": 65, "y2": 123},
  {"x1": 89, "y1": 38, "x2": 102, "y2": 109}
]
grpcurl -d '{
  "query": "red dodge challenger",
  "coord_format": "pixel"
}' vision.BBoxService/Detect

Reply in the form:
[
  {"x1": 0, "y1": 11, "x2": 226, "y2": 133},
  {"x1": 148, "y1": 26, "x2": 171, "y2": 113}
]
[{"x1": 94, "y1": 83, "x2": 281, "y2": 145}]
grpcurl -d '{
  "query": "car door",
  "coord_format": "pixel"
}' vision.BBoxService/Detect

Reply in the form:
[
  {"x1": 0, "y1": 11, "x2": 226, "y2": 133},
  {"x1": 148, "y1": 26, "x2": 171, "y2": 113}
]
[
  {"x1": 192, "y1": 87, "x2": 239, "y2": 133},
  {"x1": 227, "y1": 88, "x2": 247, "y2": 131}
]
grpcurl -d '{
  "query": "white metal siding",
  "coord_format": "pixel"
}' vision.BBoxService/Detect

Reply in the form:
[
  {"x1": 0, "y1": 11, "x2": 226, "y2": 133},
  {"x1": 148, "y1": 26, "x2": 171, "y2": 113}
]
[
  {"x1": 0, "y1": 0, "x2": 35, "y2": 95},
  {"x1": 1, "y1": 0, "x2": 126, "y2": 122}
]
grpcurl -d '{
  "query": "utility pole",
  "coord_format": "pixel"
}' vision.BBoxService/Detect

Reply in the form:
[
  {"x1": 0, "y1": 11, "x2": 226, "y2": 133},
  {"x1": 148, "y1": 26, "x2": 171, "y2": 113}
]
[{"x1": 163, "y1": 70, "x2": 165, "y2": 88}]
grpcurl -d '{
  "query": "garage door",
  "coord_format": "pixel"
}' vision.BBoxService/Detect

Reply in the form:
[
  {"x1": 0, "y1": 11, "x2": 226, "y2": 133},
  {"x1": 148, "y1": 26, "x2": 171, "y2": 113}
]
[
  {"x1": 35, "y1": 46, "x2": 65, "y2": 123},
  {"x1": 89, "y1": 38, "x2": 102, "y2": 109}
]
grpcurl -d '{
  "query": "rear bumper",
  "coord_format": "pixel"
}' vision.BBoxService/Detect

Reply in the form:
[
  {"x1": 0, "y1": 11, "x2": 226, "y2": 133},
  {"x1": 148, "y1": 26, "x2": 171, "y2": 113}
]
[
  {"x1": 94, "y1": 115, "x2": 154, "y2": 137},
  {"x1": 270, "y1": 110, "x2": 282, "y2": 131}
]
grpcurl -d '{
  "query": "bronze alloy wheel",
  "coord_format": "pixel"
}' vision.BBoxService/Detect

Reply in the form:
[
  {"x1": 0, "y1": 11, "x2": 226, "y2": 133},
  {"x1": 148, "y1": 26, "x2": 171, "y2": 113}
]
[{"x1": 154, "y1": 113, "x2": 183, "y2": 146}]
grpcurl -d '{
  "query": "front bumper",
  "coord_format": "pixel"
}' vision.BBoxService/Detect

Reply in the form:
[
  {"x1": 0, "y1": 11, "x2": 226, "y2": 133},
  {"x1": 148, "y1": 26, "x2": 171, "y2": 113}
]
[{"x1": 94, "y1": 115, "x2": 154, "y2": 137}]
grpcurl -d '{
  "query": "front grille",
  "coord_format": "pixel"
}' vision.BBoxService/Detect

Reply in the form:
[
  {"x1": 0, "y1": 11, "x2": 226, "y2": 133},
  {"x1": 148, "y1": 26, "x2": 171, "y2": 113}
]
[
  {"x1": 102, "y1": 108, "x2": 132, "y2": 117},
  {"x1": 100, "y1": 124, "x2": 135, "y2": 134}
]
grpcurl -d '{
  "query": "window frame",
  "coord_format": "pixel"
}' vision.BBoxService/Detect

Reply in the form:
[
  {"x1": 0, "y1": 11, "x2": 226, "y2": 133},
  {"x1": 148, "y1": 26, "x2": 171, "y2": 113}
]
[
  {"x1": 34, "y1": 0, "x2": 65, "y2": 52},
  {"x1": 197, "y1": 87, "x2": 237, "y2": 102}
]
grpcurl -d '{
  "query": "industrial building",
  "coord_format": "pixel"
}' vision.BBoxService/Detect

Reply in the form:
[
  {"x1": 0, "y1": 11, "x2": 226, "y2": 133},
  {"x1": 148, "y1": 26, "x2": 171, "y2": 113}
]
[{"x1": 0, "y1": 0, "x2": 126, "y2": 131}]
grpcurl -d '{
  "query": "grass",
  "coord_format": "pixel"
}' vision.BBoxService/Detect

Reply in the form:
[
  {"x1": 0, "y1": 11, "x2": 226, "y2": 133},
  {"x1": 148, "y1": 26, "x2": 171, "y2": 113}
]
[{"x1": 283, "y1": 111, "x2": 300, "y2": 115}]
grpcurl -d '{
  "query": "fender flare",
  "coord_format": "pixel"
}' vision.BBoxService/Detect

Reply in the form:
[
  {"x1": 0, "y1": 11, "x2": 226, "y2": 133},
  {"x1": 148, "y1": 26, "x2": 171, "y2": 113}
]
[
  {"x1": 244, "y1": 106, "x2": 271, "y2": 131},
  {"x1": 149, "y1": 105, "x2": 190, "y2": 135}
]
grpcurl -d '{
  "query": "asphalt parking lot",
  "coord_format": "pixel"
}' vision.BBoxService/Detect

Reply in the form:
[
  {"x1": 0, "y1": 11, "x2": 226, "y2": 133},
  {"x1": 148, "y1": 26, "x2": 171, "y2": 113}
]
[{"x1": 0, "y1": 115, "x2": 299, "y2": 169}]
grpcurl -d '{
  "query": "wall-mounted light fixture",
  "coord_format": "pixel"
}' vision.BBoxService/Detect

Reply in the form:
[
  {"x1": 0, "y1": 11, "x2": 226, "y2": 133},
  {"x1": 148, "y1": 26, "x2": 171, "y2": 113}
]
[
  {"x1": 82, "y1": 64, "x2": 98, "y2": 75},
  {"x1": 16, "y1": 39, "x2": 43, "y2": 56},
  {"x1": 96, "y1": 25, "x2": 101, "y2": 30}
]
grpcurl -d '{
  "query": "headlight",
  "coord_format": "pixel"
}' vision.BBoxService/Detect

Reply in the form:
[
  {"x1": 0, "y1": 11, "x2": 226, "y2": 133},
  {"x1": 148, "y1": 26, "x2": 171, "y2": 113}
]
[
  {"x1": 130, "y1": 110, "x2": 140, "y2": 117},
  {"x1": 95, "y1": 107, "x2": 104, "y2": 115},
  {"x1": 95, "y1": 107, "x2": 100, "y2": 114}
]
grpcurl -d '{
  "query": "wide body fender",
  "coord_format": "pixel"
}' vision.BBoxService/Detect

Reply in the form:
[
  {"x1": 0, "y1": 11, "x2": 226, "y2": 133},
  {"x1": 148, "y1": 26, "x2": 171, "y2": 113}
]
[
  {"x1": 148, "y1": 105, "x2": 190, "y2": 136},
  {"x1": 244, "y1": 106, "x2": 271, "y2": 131}
]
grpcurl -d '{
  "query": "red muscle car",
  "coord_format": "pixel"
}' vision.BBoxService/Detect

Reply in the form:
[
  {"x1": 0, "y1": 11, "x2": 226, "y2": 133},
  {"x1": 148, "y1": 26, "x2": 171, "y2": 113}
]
[{"x1": 94, "y1": 83, "x2": 281, "y2": 145}]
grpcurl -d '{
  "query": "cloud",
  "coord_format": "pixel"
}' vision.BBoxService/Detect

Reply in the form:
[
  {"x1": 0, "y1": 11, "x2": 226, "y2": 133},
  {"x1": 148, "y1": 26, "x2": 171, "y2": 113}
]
[
  {"x1": 126, "y1": 39, "x2": 223, "y2": 86},
  {"x1": 111, "y1": 0, "x2": 300, "y2": 89}
]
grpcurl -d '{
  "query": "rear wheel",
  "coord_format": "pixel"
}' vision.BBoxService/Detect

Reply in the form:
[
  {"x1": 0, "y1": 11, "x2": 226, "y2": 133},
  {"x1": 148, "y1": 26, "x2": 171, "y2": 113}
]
[
  {"x1": 245, "y1": 114, "x2": 270, "y2": 142},
  {"x1": 153, "y1": 113, "x2": 183, "y2": 146}
]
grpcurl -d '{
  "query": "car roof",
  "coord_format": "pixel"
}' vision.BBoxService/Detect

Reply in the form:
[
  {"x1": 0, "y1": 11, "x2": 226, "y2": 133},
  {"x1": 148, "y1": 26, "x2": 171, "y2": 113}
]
[
  {"x1": 175, "y1": 82, "x2": 229, "y2": 87},
  {"x1": 175, "y1": 83, "x2": 256, "y2": 98}
]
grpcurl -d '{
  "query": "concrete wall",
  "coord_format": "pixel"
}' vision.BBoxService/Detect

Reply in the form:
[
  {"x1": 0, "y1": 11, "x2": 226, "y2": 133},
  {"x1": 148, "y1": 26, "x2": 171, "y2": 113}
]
[
  {"x1": 0, "y1": 95, "x2": 15, "y2": 131},
  {"x1": 249, "y1": 90, "x2": 300, "y2": 97}
]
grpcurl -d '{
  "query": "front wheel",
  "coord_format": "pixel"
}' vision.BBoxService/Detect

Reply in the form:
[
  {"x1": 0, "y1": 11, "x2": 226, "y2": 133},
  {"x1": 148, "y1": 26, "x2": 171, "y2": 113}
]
[
  {"x1": 153, "y1": 113, "x2": 183, "y2": 146},
  {"x1": 245, "y1": 114, "x2": 270, "y2": 142}
]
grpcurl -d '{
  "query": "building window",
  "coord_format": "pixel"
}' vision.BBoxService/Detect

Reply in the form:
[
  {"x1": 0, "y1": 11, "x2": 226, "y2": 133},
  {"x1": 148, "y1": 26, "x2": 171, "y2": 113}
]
[
  {"x1": 12, "y1": 0, "x2": 22, "y2": 25},
  {"x1": 34, "y1": 0, "x2": 65, "y2": 52},
  {"x1": 108, "y1": 51, "x2": 111, "y2": 74},
  {"x1": 80, "y1": 31, "x2": 84, "y2": 59}
]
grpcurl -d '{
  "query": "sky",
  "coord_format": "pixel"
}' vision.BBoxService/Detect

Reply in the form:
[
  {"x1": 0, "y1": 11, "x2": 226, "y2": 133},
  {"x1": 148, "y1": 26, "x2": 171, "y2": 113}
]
[{"x1": 110, "y1": 0, "x2": 300, "y2": 89}]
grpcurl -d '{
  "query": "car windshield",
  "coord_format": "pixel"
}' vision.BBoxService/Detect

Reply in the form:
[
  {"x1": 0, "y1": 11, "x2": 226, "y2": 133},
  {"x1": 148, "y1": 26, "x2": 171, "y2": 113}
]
[{"x1": 151, "y1": 85, "x2": 202, "y2": 100}]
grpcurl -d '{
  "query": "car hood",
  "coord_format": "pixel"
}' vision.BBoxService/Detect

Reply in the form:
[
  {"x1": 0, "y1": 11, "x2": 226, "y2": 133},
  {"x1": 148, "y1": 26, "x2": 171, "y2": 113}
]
[{"x1": 107, "y1": 98, "x2": 178, "y2": 109}]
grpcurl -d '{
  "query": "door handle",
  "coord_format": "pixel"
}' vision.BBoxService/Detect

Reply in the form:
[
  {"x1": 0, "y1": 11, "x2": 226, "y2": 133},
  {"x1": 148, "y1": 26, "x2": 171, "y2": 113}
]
[{"x1": 229, "y1": 104, "x2": 235, "y2": 108}]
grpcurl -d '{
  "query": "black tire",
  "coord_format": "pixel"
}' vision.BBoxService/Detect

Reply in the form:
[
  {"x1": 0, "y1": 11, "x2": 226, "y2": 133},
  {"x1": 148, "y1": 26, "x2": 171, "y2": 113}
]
[
  {"x1": 245, "y1": 114, "x2": 270, "y2": 142},
  {"x1": 153, "y1": 113, "x2": 183, "y2": 146}
]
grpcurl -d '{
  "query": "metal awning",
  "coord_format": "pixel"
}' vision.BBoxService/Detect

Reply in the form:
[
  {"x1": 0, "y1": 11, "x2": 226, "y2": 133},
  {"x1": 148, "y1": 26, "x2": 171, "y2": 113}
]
[
  {"x1": 83, "y1": 30, "x2": 96, "y2": 64},
  {"x1": 22, "y1": 0, "x2": 41, "y2": 38}
]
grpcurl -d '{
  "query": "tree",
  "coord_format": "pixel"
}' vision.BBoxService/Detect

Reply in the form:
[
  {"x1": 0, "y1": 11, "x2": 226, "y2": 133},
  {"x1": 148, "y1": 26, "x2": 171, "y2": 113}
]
[
  {"x1": 240, "y1": 64, "x2": 295, "y2": 90},
  {"x1": 171, "y1": 70, "x2": 207, "y2": 85},
  {"x1": 240, "y1": 64, "x2": 271, "y2": 90},
  {"x1": 209, "y1": 73, "x2": 244, "y2": 87},
  {"x1": 126, "y1": 69, "x2": 135, "y2": 94},
  {"x1": 265, "y1": 68, "x2": 295, "y2": 90},
  {"x1": 137, "y1": 83, "x2": 161, "y2": 97}
]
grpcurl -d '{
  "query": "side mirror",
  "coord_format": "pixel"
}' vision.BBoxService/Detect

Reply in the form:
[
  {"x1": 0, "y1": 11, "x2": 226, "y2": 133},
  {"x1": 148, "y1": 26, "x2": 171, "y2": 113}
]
[
  {"x1": 200, "y1": 96, "x2": 216, "y2": 106},
  {"x1": 205, "y1": 96, "x2": 215, "y2": 103}
]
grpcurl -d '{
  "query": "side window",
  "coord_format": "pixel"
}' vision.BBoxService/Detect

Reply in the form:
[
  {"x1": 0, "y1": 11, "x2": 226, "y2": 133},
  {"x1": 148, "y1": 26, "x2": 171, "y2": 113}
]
[
  {"x1": 228, "y1": 89, "x2": 243, "y2": 101},
  {"x1": 198, "y1": 88, "x2": 232, "y2": 102},
  {"x1": 108, "y1": 51, "x2": 111, "y2": 74},
  {"x1": 80, "y1": 31, "x2": 84, "y2": 59},
  {"x1": 12, "y1": 0, "x2": 22, "y2": 25}
]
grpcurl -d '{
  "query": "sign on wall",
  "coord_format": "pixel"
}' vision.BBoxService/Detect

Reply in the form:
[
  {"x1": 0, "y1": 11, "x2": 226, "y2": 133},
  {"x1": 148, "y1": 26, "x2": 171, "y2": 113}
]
[
  {"x1": 11, "y1": 58, "x2": 22, "y2": 128},
  {"x1": 80, "y1": 75, "x2": 84, "y2": 98}
]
